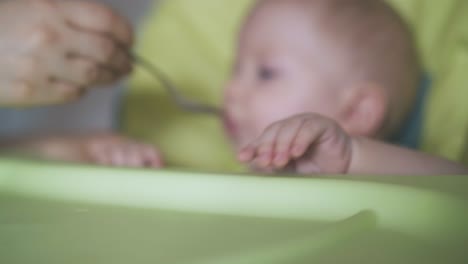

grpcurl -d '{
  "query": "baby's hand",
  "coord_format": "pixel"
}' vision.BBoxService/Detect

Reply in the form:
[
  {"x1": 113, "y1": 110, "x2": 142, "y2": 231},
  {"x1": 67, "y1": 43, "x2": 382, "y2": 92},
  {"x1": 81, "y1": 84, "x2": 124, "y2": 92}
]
[
  {"x1": 82, "y1": 134, "x2": 163, "y2": 168},
  {"x1": 15, "y1": 133, "x2": 164, "y2": 168},
  {"x1": 238, "y1": 113, "x2": 352, "y2": 174}
]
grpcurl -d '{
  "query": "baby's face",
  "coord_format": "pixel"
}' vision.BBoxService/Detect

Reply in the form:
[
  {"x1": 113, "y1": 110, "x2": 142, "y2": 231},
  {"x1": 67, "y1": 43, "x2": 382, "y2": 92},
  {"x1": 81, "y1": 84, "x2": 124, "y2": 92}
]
[{"x1": 223, "y1": 2, "x2": 342, "y2": 148}]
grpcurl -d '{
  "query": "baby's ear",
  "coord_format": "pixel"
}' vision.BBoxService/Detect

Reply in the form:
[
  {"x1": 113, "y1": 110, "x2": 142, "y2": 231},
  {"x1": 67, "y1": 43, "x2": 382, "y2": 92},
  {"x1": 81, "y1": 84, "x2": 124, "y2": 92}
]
[{"x1": 337, "y1": 82, "x2": 388, "y2": 137}]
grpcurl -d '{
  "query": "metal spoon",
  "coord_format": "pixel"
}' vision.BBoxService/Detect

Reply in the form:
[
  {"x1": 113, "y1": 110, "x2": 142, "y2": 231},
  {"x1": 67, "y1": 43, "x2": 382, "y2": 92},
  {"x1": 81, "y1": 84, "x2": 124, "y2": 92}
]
[{"x1": 131, "y1": 53, "x2": 222, "y2": 116}]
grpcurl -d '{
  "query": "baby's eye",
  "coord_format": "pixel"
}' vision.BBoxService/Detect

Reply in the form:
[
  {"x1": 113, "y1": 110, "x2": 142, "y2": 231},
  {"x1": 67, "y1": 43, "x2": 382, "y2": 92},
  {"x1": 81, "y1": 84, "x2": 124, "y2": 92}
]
[{"x1": 257, "y1": 66, "x2": 277, "y2": 81}]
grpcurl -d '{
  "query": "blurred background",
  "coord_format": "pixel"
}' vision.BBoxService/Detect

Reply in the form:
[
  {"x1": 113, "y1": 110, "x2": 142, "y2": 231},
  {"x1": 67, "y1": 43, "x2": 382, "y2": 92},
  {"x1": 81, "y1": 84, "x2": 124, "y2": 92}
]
[{"x1": 0, "y1": 0, "x2": 154, "y2": 138}]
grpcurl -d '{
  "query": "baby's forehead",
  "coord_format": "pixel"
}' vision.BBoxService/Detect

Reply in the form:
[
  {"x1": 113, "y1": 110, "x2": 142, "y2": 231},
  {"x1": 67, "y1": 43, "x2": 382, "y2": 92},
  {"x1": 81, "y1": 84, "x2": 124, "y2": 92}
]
[
  {"x1": 242, "y1": 1, "x2": 345, "y2": 48},
  {"x1": 249, "y1": 0, "x2": 379, "y2": 31},
  {"x1": 244, "y1": 1, "x2": 320, "y2": 35},
  {"x1": 251, "y1": 0, "x2": 332, "y2": 20},
  {"x1": 246, "y1": 0, "x2": 395, "y2": 52},
  {"x1": 245, "y1": 0, "x2": 347, "y2": 42},
  {"x1": 250, "y1": 0, "x2": 315, "y2": 22}
]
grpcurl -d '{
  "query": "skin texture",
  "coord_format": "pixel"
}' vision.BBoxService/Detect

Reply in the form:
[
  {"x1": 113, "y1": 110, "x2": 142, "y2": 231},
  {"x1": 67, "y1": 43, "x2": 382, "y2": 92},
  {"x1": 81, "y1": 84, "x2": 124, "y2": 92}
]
[
  {"x1": 2, "y1": 133, "x2": 163, "y2": 168},
  {"x1": 224, "y1": 0, "x2": 468, "y2": 175},
  {"x1": 0, "y1": 0, "x2": 133, "y2": 106}
]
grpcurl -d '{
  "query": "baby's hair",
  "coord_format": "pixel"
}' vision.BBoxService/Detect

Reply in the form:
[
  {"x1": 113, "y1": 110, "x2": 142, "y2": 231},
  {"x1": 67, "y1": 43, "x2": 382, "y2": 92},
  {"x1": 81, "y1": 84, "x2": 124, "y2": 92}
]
[{"x1": 322, "y1": 0, "x2": 421, "y2": 136}]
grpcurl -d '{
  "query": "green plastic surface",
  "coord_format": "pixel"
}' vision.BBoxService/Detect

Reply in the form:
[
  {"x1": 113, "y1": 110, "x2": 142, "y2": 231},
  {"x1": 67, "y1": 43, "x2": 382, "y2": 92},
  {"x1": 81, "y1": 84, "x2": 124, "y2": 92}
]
[{"x1": 1, "y1": 158, "x2": 467, "y2": 264}]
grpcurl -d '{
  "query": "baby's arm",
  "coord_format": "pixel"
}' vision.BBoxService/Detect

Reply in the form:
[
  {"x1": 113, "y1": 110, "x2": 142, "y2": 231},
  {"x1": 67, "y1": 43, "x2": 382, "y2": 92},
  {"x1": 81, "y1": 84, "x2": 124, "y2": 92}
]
[
  {"x1": 0, "y1": 133, "x2": 163, "y2": 168},
  {"x1": 349, "y1": 137, "x2": 467, "y2": 175},
  {"x1": 239, "y1": 113, "x2": 468, "y2": 175}
]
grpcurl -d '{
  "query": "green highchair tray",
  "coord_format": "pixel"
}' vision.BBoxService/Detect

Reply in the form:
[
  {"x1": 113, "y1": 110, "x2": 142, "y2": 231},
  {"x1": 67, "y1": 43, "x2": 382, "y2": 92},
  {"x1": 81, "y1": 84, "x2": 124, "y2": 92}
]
[{"x1": 1, "y1": 158, "x2": 467, "y2": 264}]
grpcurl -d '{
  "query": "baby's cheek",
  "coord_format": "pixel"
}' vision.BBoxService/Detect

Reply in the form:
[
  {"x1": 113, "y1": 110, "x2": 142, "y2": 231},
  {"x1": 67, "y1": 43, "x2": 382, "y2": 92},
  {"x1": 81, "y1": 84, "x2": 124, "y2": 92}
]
[
  {"x1": 242, "y1": 94, "x2": 287, "y2": 141},
  {"x1": 251, "y1": 103, "x2": 289, "y2": 129}
]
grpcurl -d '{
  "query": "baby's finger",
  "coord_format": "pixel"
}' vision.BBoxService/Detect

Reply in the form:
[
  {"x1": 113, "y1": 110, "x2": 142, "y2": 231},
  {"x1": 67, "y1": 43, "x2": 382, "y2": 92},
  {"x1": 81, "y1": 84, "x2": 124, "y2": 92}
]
[
  {"x1": 140, "y1": 145, "x2": 163, "y2": 168},
  {"x1": 95, "y1": 152, "x2": 112, "y2": 166},
  {"x1": 108, "y1": 145, "x2": 132, "y2": 167},
  {"x1": 272, "y1": 119, "x2": 303, "y2": 168},
  {"x1": 291, "y1": 120, "x2": 325, "y2": 158},
  {"x1": 121, "y1": 144, "x2": 145, "y2": 167},
  {"x1": 238, "y1": 145, "x2": 256, "y2": 162},
  {"x1": 252, "y1": 123, "x2": 283, "y2": 168},
  {"x1": 88, "y1": 144, "x2": 112, "y2": 166}
]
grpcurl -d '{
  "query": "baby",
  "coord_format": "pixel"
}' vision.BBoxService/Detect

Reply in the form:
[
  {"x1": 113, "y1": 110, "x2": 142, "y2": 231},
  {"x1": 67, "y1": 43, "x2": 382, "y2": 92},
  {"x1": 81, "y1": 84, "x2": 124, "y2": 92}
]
[
  {"x1": 5, "y1": 0, "x2": 466, "y2": 174},
  {"x1": 223, "y1": 0, "x2": 467, "y2": 174}
]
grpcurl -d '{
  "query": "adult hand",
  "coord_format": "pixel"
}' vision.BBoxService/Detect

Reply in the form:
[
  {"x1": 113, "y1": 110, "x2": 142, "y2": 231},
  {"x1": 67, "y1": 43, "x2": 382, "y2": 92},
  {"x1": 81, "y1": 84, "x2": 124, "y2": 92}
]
[{"x1": 0, "y1": 0, "x2": 133, "y2": 106}]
